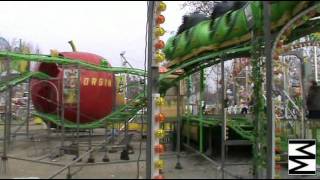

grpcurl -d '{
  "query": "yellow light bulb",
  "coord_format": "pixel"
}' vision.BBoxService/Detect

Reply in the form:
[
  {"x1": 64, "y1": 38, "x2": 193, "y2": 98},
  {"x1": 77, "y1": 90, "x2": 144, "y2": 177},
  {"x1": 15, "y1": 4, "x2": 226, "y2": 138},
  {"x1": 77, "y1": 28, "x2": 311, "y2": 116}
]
[
  {"x1": 158, "y1": 2, "x2": 167, "y2": 11},
  {"x1": 155, "y1": 52, "x2": 166, "y2": 63},
  {"x1": 155, "y1": 27, "x2": 165, "y2": 36},
  {"x1": 275, "y1": 155, "x2": 281, "y2": 162},
  {"x1": 50, "y1": 49, "x2": 59, "y2": 57},
  {"x1": 156, "y1": 97, "x2": 165, "y2": 106},
  {"x1": 155, "y1": 159, "x2": 165, "y2": 169},
  {"x1": 155, "y1": 129, "x2": 166, "y2": 138}
]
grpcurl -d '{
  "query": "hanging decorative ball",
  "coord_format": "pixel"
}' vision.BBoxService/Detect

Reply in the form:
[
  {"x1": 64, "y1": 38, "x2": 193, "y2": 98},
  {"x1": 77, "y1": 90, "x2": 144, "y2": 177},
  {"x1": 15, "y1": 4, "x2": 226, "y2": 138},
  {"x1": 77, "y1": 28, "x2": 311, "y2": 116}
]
[
  {"x1": 275, "y1": 111, "x2": 282, "y2": 118},
  {"x1": 273, "y1": 55, "x2": 280, "y2": 61},
  {"x1": 280, "y1": 35, "x2": 287, "y2": 42},
  {"x1": 275, "y1": 146, "x2": 281, "y2": 153},
  {"x1": 275, "y1": 131, "x2": 281, "y2": 136},
  {"x1": 275, "y1": 114, "x2": 282, "y2": 119},
  {"x1": 284, "y1": 29, "x2": 291, "y2": 37},
  {"x1": 275, "y1": 174, "x2": 281, "y2": 179},
  {"x1": 273, "y1": 68, "x2": 282, "y2": 75},
  {"x1": 274, "y1": 74, "x2": 282, "y2": 84},
  {"x1": 154, "y1": 175, "x2": 165, "y2": 179},
  {"x1": 275, "y1": 164, "x2": 282, "y2": 172},
  {"x1": 156, "y1": 15, "x2": 165, "y2": 24},
  {"x1": 275, "y1": 154, "x2": 281, "y2": 162},
  {"x1": 275, "y1": 48, "x2": 283, "y2": 55},
  {"x1": 275, "y1": 137, "x2": 281, "y2": 144},
  {"x1": 294, "y1": 88, "x2": 302, "y2": 97},
  {"x1": 155, "y1": 129, "x2": 166, "y2": 138},
  {"x1": 275, "y1": 127, "x2": 281, "y2": 136},
  {"x1": 158, "y1": 2, "x2": 167, "y2": 12},
  {"x1": 155, "y1": 40, "x2": 165, "y2": 49},
  {"x1": 155, "y1": 27, "x2": 165, "y2": 36},
  {"x1": 155, "y1": 52, "x2": 166, "y2": 63},
  {"x1": 156, "y1": 97, "x2": 165, "y2": 106},
  {"x1": 275, "y1": 119, "x2": 281, "y2": 126},
  {"x1": 274, "y1": 98, "x2": 281, "y2": 106},
  {"x1": 159, "y1": 66, "x2": 168, "y2": 73},
  {"x1": 283, "y1": 46, "x2": 290, "y2": 52},
  {"x1": 155, "y1": 113, "x2": 166, "y2": 123},
  {"x1": 155, "y1": 159, "x2": 165, "y2": 169},
  {"x1": 155, "y1": 144, "x2": 165, "y2": 154},
  {"x1": 277, "y1": 40, "x2": 284, "y2": 48}
]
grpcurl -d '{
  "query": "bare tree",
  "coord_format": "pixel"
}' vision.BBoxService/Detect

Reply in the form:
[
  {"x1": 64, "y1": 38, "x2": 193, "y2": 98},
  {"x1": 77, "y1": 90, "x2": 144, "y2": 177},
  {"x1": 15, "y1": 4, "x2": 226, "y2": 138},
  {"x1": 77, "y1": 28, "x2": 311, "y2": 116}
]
[
  {"x1": 5, "y1": 38, "x2": 40, "y2": 73},
  {"x1": 181, "y1": 1, "x2": 219, "y2": 16}
]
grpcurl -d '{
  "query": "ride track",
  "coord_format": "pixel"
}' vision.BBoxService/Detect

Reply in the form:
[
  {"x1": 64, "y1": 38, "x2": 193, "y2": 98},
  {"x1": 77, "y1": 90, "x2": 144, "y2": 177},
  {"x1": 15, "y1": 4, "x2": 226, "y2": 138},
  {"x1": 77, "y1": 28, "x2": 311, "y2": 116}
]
[{"x1": 0, "y1": 1, "x2": 319, "y2": 143}]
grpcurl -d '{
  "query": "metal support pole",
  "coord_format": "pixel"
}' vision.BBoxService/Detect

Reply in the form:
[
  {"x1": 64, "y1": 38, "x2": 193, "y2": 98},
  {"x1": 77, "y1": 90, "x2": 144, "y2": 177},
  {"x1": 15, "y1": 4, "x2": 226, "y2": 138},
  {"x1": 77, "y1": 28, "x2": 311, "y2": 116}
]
[
  {"x1": 76, "y1": 65, "x2": 81, "y2": 144},
  {"x1": 187, "y1": 76, "x2": 192, "y2": 146},
  {"x1": 282, "y1": 50, "x2": 307, "y2": 137},
  {"x1": 221, "y1": 59, "x2": 226, "y2": 179},
  {"x1": 47, "y1": 121, "x2": 52, "y2": 158},
  {"x1": 67, "y1": 167, "x2": 72, "y2": 179},
  {"x1": 300, "y1": 57, "x2": 306, "y2": 138},
  {"x1": 6, "y1": 59, "x2": 12, "y2": 145},
  {"x1": 61, "y1": 65, "x2": 65, "y2": 155},
  {"x1": 314, "y1": 46, "x2": 318, "y2": 82},
  {"x1": 175, "y1": 84, "x2": 183, "y2": 169},
  {"x1": 2, "y1": 88, "x2": 9, "y2": 174},
  {"x1": 125, "y1": 117, "x2": 128, "y2": 140},
  {"x1": 283, "y1": 57, "x2": 289, "y2": 119},
  {"x1": 146, "y1": 1, "x2": 158, "y2": 179},
  {"x1": 26, "y1": 61, "x2": 31, "y2": 138},
  {"x1": 103, "y1": 115, "x2": 110, "y2": 162},
  {"x1": 109, "y1": 75, "x2": 117, "y2": 153},
  {"x1": 1, "y1": 58, "x2": 11, "y2": 174},
  {"x1": 48, "y1": 141, "x2": 105, "y2": 179},
  {"x1": 233, "y1": 75, "x2": 237, "y2": 107},
  {"x1": 245, "y1": 64, "x2": 248, "y2": 93},
  {"x1": 7, "y1": 85, "x2": 12, "y2": 145},
  {"x1": 87, "y1": 129, "x2": 95, "y2": 163},
  {"x1": 263, "y1": 1, "x2": 275, "y2": 179},
  {"x1": 199, "y1": 70, "x2": 204, "y2": 153}
]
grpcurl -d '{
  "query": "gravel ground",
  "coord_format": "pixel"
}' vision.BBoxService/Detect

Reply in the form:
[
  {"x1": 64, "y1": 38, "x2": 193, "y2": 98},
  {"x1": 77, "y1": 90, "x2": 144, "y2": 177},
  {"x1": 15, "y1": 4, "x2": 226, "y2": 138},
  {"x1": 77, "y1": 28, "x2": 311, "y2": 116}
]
[{"x1": 0, "y1": 124, "x2": 318, "y2": 179}]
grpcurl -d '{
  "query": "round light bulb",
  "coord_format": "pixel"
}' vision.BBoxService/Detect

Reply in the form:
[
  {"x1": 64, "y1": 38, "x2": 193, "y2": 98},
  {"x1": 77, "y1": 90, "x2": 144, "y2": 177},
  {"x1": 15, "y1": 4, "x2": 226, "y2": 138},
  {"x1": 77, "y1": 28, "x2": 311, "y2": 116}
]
[
  {"x1": 156, "y1": 97, "x2": 165, "y2": 106},
  {"x1": 155, "y1": 40, "x2": 165, "y2": 49},
  {"x1": 155, "y1": 27, "x2": 165, "y2": 36},
  {"x1": 156, "y1": 15, "x2": 165, "y2": 24},
  {"x1": 158, "y1": 2, "x2": 167, "y2": 11},
  {"x1": 155, "y1": 159, "x2": 165, "y2": 169},
  {"x1": 155, "y1": 52, "x2": 166, "y2": 63},
  {"x1": 155, "y1": 129, "x2": 166, "y2": 138},
  {"x1": 155, "y1": 113, "x2": 166, "y2": 123},
  {"x1": 155, "y1": 144, "x2": 165, "y2": 154}
]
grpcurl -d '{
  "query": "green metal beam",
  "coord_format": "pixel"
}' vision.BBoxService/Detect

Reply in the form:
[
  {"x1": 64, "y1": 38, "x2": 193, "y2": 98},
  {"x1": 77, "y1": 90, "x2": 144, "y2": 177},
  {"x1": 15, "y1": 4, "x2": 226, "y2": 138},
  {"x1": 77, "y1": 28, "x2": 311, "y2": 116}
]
[
  {"x1": 0, "y1": 52, "x2": 146, "y2": 76},
  {"x1": 0, "y1": 72, "x2": 50, "y2": 92}
]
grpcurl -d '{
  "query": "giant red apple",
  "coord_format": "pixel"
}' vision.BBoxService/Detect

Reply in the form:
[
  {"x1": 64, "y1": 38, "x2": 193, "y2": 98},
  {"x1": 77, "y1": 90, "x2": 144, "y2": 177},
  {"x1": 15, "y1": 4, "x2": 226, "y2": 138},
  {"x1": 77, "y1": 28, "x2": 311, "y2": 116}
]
[{"x1": 31, "y1": 52, "x2": 115, "y2": 124}]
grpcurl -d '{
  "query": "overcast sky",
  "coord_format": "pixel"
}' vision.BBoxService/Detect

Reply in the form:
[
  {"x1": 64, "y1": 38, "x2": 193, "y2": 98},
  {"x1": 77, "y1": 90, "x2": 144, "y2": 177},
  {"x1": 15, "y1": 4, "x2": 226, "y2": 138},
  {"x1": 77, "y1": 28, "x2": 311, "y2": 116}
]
[{"x1": 0, "y1": 1, "x2": 187, "y2": 68}]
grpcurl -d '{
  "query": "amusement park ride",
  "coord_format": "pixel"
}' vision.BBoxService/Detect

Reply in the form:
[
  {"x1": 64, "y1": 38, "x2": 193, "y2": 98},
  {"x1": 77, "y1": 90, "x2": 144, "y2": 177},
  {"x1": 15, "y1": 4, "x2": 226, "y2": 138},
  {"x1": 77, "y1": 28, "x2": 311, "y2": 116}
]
[{"x1": 0, "y1": 1, "x2": 320, "y2": 179}]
